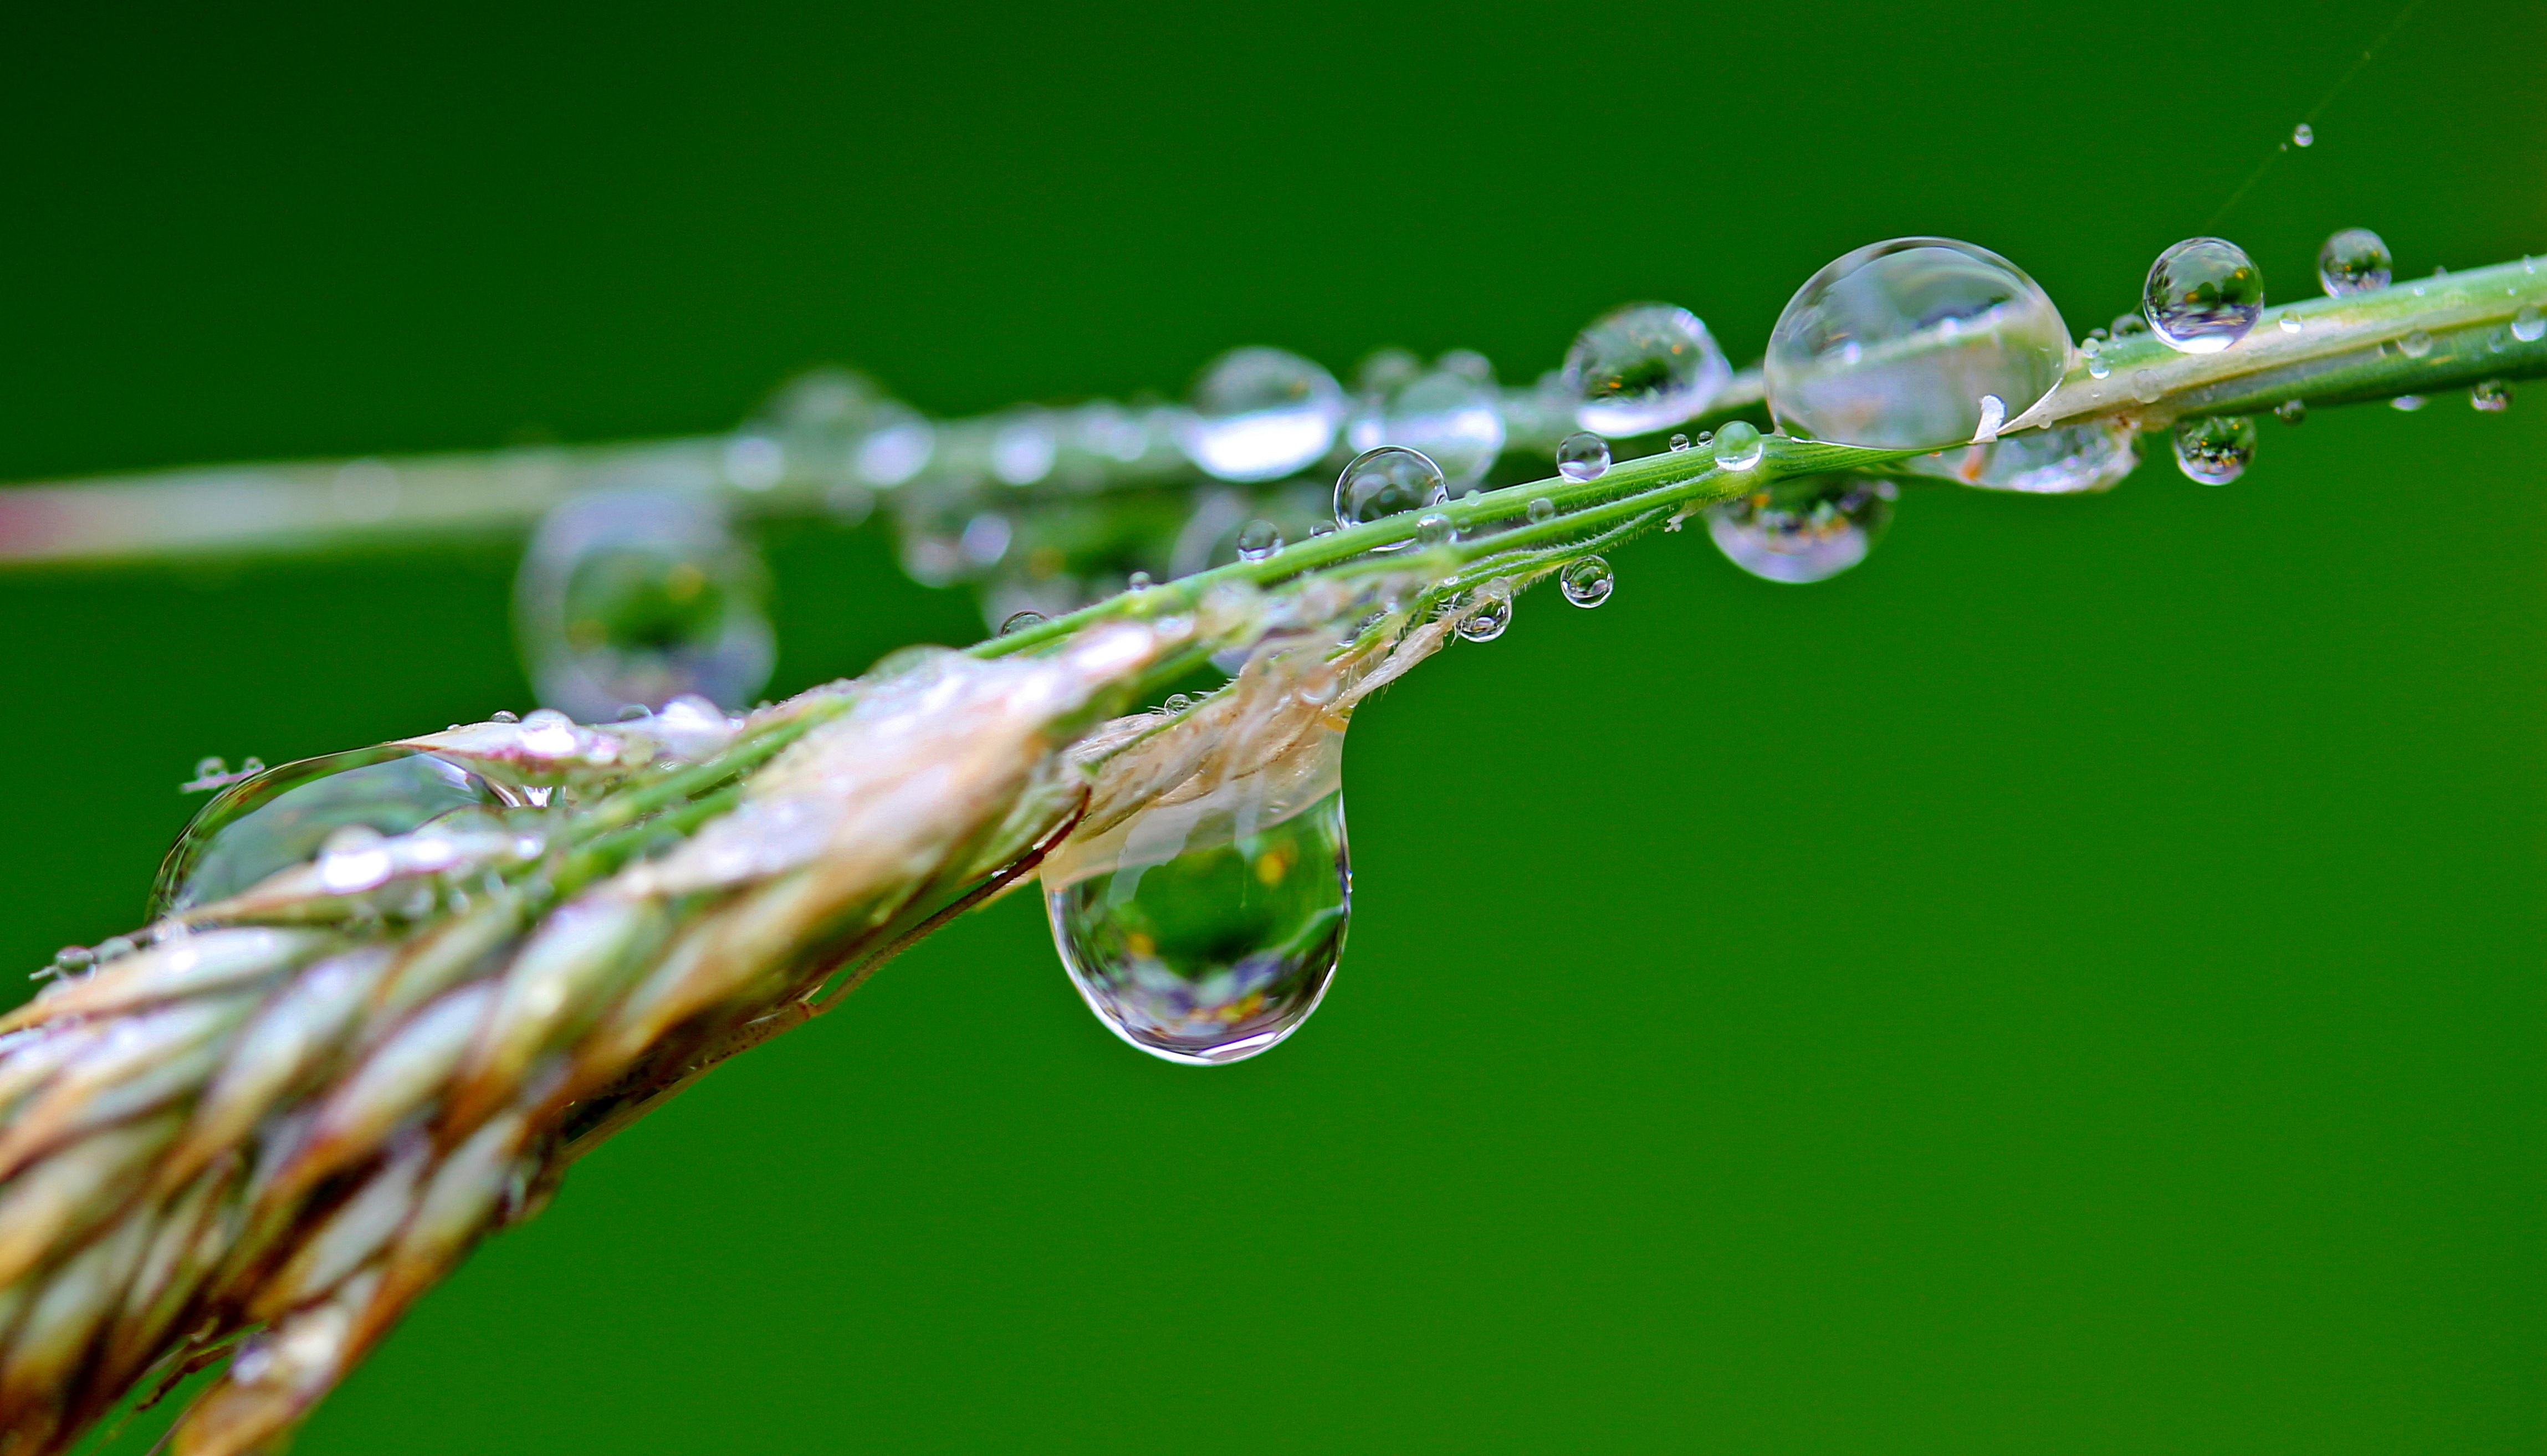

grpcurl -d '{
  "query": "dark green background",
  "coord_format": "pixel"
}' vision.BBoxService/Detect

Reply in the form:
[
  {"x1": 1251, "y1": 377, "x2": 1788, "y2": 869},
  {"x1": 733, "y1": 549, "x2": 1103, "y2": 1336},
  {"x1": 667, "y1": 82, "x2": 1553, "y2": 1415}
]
[{"x1": 4, "y1": 1, "x2": 2541, "y2": 1450}]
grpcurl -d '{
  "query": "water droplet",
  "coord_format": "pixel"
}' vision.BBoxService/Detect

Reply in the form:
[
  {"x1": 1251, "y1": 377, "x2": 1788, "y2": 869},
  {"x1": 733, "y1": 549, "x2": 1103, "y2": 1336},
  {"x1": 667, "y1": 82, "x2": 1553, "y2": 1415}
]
[
  {"x1": 1562, "y1": 303, "x2": 1732, "y2": 435},
  {"x1": 1556, "y1": 432, "x2": 1611, "y2": 481},
  {"x1": 1163, "y1": 693, "x2": 1193, "y2": 712},
  {"x1": 1973, "y1": 394, "x2": 2006, "y2": 443},
  {"x1": 1696, "y1": 430, "x2": 1715, "y2": 446},
  {"x1": 1454, "y1": 588, "x2": 1513, "y2": 642},
  {"x1": 1437, "y1": 348, "x2": 1494, "y2": 383},
  {"x1": 1178, "y1": 347, "x2": 1347, "y2": 483},
  {"x1": 1766, "y1": 237, "x2": 2071, "y2": 449},
  {"x1": 1706, "y1": 475, "x2": 1893, "y2": 584},
  {"x1": 151, "y1": 749, "x2": 507, "y2": 915},
  {"x1": 1905, "y1": 421, "x2": 2140, "y2": 495},
  {"x1": 2292, "y1": 122, "x2": 2314, "y2": 147},
  {"x1": 2132, "y1": 370, "x2": 2164, "y2": 404},
  {"x1": 1045, "y1": 781, "x2": 1349, "y2": 1067},
  {"x1": 1527, "y1": 497, "x2": 1557, "y2": 524},
  {"x1": 2471, "y1": 378, "x2": 2513, "y2": 412},
  {"x1": 999, "y1": 609, "x2": 1047, "y2": 635},
  {"x1": 193, "y1": 756, "x2": 228, "y2": 781},
  {"x1": 1415, "y1": 512, "x2": 1455, "y2": 547},
  {"x1": 2511, "y1": 305, "x2": 2544, "y2": 343},
  {"x1": 1345, "y1": 368, "x2": 1507, "y2": 488},
  {"x1": 2316, "y1": 227, "x2": 2391, "y2": 296},
  {"x1": 490, "y1": 710, "x2": 520, "y2": 724},
  {"x1": 2171, "y1": 415, "x2": 2256, "y2": 485},
  {"x1": 1559, "y1": 556, "x2": 1615, "y2": 607},
  {"x1": 989, "y1": 414, "x2": 1057, "y2": 486},
  {"x1": 2144, "y1": 237, "x2": 2265, "y2": 353},
  {"x1": 516, "y1": 491, "x2": 774, "y2": 722},
  {"x1": 2111, "y1": 312, "x2": 2150, "y2": 339},
  {"x1": 2086, "y1": 354, "x2": 2112, "y2": 380},
  {"x1": 1712, "y1": 419, "x2": 1763, "y2": 470},
  {"x1": 1236, "y1": 520, "x2": 1284, "y2": 561},
  {"x1": 1334, "y1": 447, "x2": 1446, "y2": 548},
  {"x1": 2391, "y1": 394, "x2": 2427, "y2": 412},
  {"x1": 2275, "y1": 398, "x2": 2307, "y2": 424},
  {"x1": 2398, "y1": 329, "x2": 2433, "y2": 358},
  {"x1": 1668, "y1": 433, "x2": 1692, "y2": 452}
]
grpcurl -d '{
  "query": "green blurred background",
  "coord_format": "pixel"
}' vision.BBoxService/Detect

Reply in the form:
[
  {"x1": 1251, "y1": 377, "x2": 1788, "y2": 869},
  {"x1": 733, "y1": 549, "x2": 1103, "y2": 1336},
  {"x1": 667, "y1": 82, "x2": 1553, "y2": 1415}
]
[{"x1": 4, "y1": 0, "x2": 2542, "y2": 1449}]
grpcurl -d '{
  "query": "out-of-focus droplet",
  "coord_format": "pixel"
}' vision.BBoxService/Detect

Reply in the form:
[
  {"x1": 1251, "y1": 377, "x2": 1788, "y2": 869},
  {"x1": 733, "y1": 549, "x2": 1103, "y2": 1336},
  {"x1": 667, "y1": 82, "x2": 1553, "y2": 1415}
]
[
  {"x1": 2513, "y1": 305, "x2": 2546, "y2": 343},
  {"x1": 2292, "y1": 122, "x2": 2314, "y2": 147},
  {"x1": 1705, "y1": 475, "x2": 1893, "y2": 584},
  {"x1": 1045, "y1": 767, "x2": 1350, "y2": 1066},
  {"x1": 2398, "y1": 329, "x2": 2433, "y2": 358},
  {"x1": 1559, "y1": 556, "x2": 1615, "y2": 608},
  {"x1": 2112, "y1": 312, "x2": 2151, "y2": 339},
  {"x1": 2316, "y1": 228, "x2": 2391, "y2": 296},
  {"x1": 1766, "y1": 237, "x2": 2071, "y2": 449},
  {"x1": 1712, "y1": 419, "x2": 1763, "y2": 470},
  {"x1": 1438, "y1": 348, "x2": 1494, "y2": 383},
  {"x1": 1562, "y1": 304, "x2": 1732, "y2": 436},
  {"x1": 2279, "y1": 316, "x2": 2301, "y2": 334},
  {"x1": 2471, "y1": 378, "x2": 2513, "y2": 412},
  {"x1": 2144, "y1": 238, "x2": 2265, "y2": 353},
  {"x1": 1905, "y1": 420, "x2": 2140, "y2": 495},
  {"x1": 1415, "y1": 512, "x2": 1455, "y2": 546},
  {"x1": 151, "y1": 749, "x2": 507, "y2": 915},
  {"x1": 1556, "y1": 432, "x2": 1610, "y2": 481},
  {"x1": 2391, "y1": 394, "x2": 2427, "y2": 411},
  {"x1": 193, "y1": 756, "x2": 227, "y2": 781},
  {"x1": 1454, "y1": 589, "x2": 1513, "y2": 642},
  {"x1": 1526, "y1": 497, "x2": 1557, "y2": 524},
  {"x1": 1178, "y1": 347, "x2": 1348, "y2": 483},
  {"x1": 2171, "y1": 415, "x2": 2256, "y2": 485},
  {"x1": 1334, "y1": 447, "x2": 1446, "y2": 548},
  {"x1": 999, "y1": 609, "x2": 1047, "y2": 635},
  {"x1": 2275, "y1": 398, "x2": 2308, "y2": 424},
  {"x1": 2132, "y1": 370, "x2": 2164, "y2": 404},
  {"x1": 516, "y1": 490, "x2": 774, "y2": 722},
  {"x1": 1163, "y1": 693, "x2": 1193, "y2": 712},
  {"x1": 2086, "y1": 352, "x2": 2112, "y2": 380},
  {"x1": 1347, "y1": 369, "x2": 1506, "y2": 488},
  {"x1": 990, "y1": 413, "x2": 1057, "y2": 485},
  {"x1": 1236, "y1": 520, "x2": 1284, "y2": 561}
]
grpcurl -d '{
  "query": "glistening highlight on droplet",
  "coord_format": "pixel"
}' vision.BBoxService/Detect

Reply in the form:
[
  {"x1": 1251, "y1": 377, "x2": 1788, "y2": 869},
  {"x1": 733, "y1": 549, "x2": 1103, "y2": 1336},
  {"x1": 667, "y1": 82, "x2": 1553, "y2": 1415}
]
[
  {"x1": 2317, "y1": 228, "x2": 2391, "y2": 296},
  {"x1": 1177, "y1": 347, "x2": 1348, "y2": 483},
  {"x1": 2171, "y1": 415, "x2": 2257, "y2": 485},
  {"x1": 1764, "y1": 237, "x2": 2070, "y2": 450},
  {"x1": 1561, "y1": 303, "x2": 1731, "y2": 436},
  {"x1": 2144, "y1": 238, "x2": 2264, "y2": 354},
  {"x1": 1333, "y1": 447, "x2": 1446, "y2": 547}
]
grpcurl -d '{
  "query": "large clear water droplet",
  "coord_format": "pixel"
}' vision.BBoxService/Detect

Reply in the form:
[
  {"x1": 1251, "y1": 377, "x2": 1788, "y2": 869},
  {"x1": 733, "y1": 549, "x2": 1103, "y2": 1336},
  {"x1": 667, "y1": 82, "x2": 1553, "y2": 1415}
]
[
  {"x1": 2144, "y1": 238, "x2": 2265, "y2": 354},
  {"x1": 1765, "y1": 237, "x2": 2070, "y2": 449},
  {"x1": 1556, "y1": 432, "x2": 1610, "y2": 481},
  {"x1": 1046, "y1": 777, "x2": 1350, "y2": 1066},
  {"x1": 2316, "y1": 228, "x2": 2391, "y2": 296},
  {"x1": 1562, "y1": 304, "x2": 1732, "y2": 436},
  {"x1": 1706, "y1": 475, "x2": 1894, "y2": 583},
  {"x1": 1712, "y1": 419, "x2": 1763, "y2": 470},
  {"x1": 2171, "y1": 416, "x2": 2256, "y2": 485},
  {"x1": 1235, "y1": 520, "x2": 1284, "y2": 561},
  {"x1": 1903, "y1": 421, "x2": 2141, "y2": 495},
  {"x1": 1559, "y1": 556, "x2": 1615, "y2": 607},
  {"x1": 1334, "y1": 447, "x2": 1446, "y2": 547},
  {"x1": 515, "y1": 490, "x2": 774, "y2": 723},
  {"x1": 151, "y1": 749, "x2": 509, "y2": 915},
  {"x1": 1178, "y1": 347, "x2": 1348, "y2": 483},
  {"x1": 1346, "y1": 369, "x2": 1506, "y2": 489}
]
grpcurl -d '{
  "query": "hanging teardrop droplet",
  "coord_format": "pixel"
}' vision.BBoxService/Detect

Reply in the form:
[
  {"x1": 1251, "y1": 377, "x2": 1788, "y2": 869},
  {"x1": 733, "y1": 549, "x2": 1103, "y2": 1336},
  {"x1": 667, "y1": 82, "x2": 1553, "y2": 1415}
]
[
  {"x1": 2144, "y1": 238, "x2": 2265, "y2": 354},
  {"x1": 1454, "y1": 589, "x2": 1513, "y2": 642},
  {"x1": 1559, "y1": 556, "x2": 1615, "y2": 607},
  {"x1": 2171, "y1": 415, "x2": 2257, "y2": 485},
  {"x1": 1045, "y1": 762, "x2": 1351, "y2": 1066},
  {"x1": 1706, "y1": 475, "x2": 1894, "y2": 584},
  {"x1": 2471, "y1": 378, "x2": 2513, "y2": 412}
]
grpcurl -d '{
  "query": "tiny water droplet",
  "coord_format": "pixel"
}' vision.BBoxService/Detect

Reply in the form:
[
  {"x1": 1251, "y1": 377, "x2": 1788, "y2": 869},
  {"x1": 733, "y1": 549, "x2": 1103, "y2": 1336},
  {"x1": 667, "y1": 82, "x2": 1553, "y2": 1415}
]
[
  {"x1": 1178, "y1": 347, "x2": 1348, "y2": 483},
  {"x1": 1527, "y1": 497, "x2": 1557, "y2": 524},
  {"x1": 2510, "y1": 305, "x2": 2545, "y2": 343},
  {"x1": 1334, "y1": 447, "x2": 1447, "y2": 548},
  {"x1": 1711, "y1": 420, "x2": 1764, "y2": 470},
  {"x1": 2398, "y1": 329, "x2": 2433, "y2": 358},
  {"x1": 2471, "y1": 378, "x2": 2512, "y2": 412},
  {"x1": 2111, "y1": 312, "x2": 2151, "y2": 339},
  {"x1": 193, "y1": 756, "x2": 228, "y2": 780},
  {"x1": 2316, "y1": 227, "x2": 2391, "y2": 296},
  {"x1": 2274, "y1": 398, "x2": 2307, "y2": 424},
  {"x1": 1668, "y1": 433, "x2": 1692, "y2": 452},
  {"x1": 1556, "y1": 432, "x2": 1610, "y2": 481},
  {"x1": 2292, "y1": 122, "x2": 2314, "y2": 147},
  {"x1": 1705, "y1": 475, "x2": 1893, "y2": 584},
  {"x1": 1128, "y1": 571, "x2": 1155, "y2": 589},
  {"x1": 1415, "y1": 512, "x2": 1455, "y2": 546},
  {"x1": 1236, "y1": 520, "x2": 1284, "y2": 561},
  {"x1": 1562, "y1": 304, "x2": 1732, "y2": 435},
  {"x1": 999, "y1": 609, "x2": 1047, "y2": 635},
  {"x1": 1766, "y1": 237, "x2": 2070, "y2": 449},
  {"x1": 151, "y1": 748, "x2": 507, "y2": 915},
  {"x1": 2391, "y1": 394, "x2": 2427, "y2": 411},
  {"x1": 1559, "y1": 556, "x2": 1615, "y2": 608},
  {"x1": 2144, "y1": 238, "x2": 2264, "y2": 353},
  {"x1": 1697, "y1": 430, "x2": 1715, "y2": 447},
  {"x1": 490, "y1": 710, "x2": 520, "y2": 724},
  {"x1": 2132, "y1": 370, "x2": 2164, "y2": 404},
  {"x1": 517, "y1": 491, "x2": 774, "y2": 721},
  {"x1": 1046, "y1": 782, "x2": 1349, "y2": 1066},
  {"x1": 2171, "y1": 416, "x2": 2256, "y2": 485},
  {"x1": 1454, "y1": 590, "x2": 1513, "y2": 643},
  {"x1": 1164, "y1": 693, "x2": 1193, "y2": 712},
  {"x1": 2086, "y1": 354, "x2": 2112, "y2": 380}
]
